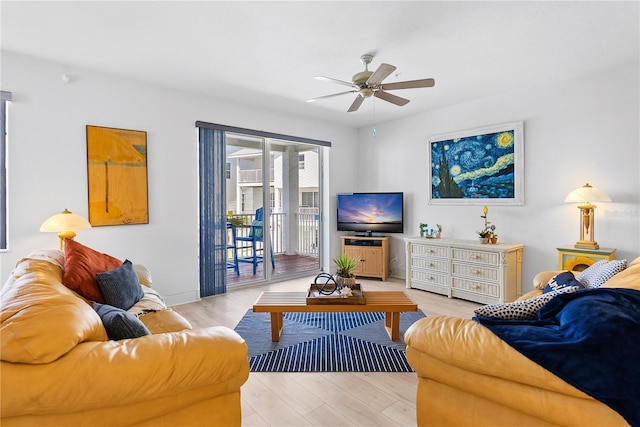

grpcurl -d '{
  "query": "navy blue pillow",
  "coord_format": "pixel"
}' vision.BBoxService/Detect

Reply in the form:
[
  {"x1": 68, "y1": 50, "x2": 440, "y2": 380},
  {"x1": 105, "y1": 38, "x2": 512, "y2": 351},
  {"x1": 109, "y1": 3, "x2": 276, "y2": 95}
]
[
  {"x1": 543, "y1": 271, "x2": 585, "y2": 293},
  {"x1": 93, "y1": 303, "x2": 150, "y2": 340},
  {"x1": 96, "y1": 260, "x2": 144, "y2": 310}
]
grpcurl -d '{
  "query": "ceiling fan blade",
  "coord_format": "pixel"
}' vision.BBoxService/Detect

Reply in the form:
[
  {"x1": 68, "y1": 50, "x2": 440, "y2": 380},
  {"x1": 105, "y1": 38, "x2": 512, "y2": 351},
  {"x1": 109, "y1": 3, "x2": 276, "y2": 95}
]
[
  {"x1": 380, "y1": 78, "x2": 435, "y2": 91},
  {"x1": 347, "y1": 96, "x2": 365, "y2": 112},
  {"x1": 313, "y1": 76, "x2": 358, "y2": 89},
  {"x1": 307, "y1": 90, "x2": 356, "y2": 102},
  {"x1": 374, "y1": 90, "x2": 410, "y2": 106},
  {"x1": 366, "y1": 63, "x2": 396, "y2": 86}
]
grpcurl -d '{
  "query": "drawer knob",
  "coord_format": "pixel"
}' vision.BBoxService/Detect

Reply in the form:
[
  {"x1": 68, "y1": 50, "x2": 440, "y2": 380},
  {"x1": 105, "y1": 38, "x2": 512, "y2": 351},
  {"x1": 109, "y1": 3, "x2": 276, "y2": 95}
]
[{"x1": 429, "y1": 263, "x2": 435, "y2": 267}]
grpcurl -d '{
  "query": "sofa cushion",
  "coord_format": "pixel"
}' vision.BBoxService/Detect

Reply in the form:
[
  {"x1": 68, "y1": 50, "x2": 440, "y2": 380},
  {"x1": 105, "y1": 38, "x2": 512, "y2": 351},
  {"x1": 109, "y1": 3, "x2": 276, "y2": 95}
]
[
  {"x1": 474, "y1": 286, "x2": 580, "y2": 320},
  {"x1": 93, "y1": 303, "x2": 151, "y2": 340},
  {"x1": 543, "y1": 271, "x2": 585, "y2": 293},
  {"x1": 128, "y1": 286, "x2": 167, "y2": 316},
  {"x1": 576, "y1": 259, "x2": 628, "y2": 289},
  {"x1": 1, "y1": 260, "x2": 108, "y2": 364},
  {"x1": 96, "y1": 260, "x2": 144, "y2": 310},
  {"x1": 63, "y1": 239, "x2": 122, "y2": 302}
]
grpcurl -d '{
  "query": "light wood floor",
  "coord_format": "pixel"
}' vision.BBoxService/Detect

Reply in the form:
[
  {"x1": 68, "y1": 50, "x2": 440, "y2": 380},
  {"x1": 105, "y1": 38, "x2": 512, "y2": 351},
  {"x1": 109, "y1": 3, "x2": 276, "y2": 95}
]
[{"x1": 173, "y1": 276, "x2": 480, "y2": 427}]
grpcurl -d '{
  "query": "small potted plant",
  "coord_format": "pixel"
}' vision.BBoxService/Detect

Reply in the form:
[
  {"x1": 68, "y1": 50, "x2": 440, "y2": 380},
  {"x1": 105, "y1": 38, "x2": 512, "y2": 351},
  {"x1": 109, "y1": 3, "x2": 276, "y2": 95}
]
[
  {"x1": 226, "y1": 215, "x2": 246, "y2": 228},
  {"x1": 477, "y1": 229, "x2": 491, "y2": 244},
  {"x1": 332, "y1": 253, "x2": 360, "y2": 288},
  {"x1": 477, "y1": 206, "x2": 497, "y2": 244}
]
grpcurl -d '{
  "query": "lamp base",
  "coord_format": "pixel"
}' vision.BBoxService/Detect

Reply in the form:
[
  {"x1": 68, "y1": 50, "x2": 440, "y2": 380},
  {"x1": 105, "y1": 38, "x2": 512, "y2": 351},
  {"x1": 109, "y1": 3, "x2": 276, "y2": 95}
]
[
  {"x1": 575, "y1": 240, "x2": 600, "y2": 250},
  {"x1": 57, "y1": 231, "x2": 77, "y2": 250}
]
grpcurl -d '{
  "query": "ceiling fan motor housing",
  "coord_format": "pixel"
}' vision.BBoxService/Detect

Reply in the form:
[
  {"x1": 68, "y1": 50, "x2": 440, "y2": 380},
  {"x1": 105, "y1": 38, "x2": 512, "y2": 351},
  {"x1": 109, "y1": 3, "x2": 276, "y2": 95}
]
[
  {"x1": 353, "y1": 54, "x2": 375, "y2": 93},
  {"x1": 353, "y1": 70, "x2": 374, "y2": 86}
]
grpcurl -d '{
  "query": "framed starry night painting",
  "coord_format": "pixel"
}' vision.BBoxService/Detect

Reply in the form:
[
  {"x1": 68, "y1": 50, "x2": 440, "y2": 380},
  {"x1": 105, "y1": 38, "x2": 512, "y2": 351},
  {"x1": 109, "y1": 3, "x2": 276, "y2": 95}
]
[{"x1": 427, "y1": 122, "x2": 524, "y2": 206}]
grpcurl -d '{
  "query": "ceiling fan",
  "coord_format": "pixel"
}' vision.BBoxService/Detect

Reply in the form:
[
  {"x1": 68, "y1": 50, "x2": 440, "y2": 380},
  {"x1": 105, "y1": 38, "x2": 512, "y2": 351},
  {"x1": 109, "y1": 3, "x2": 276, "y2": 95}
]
[{"x1": 307, "y1": 54, "x2": 435, "y2": 112}]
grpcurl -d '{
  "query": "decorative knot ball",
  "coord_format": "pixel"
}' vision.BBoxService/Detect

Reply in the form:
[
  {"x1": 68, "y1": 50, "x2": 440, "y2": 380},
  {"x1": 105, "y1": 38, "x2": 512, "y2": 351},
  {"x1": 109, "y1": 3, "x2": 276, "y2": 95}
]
[{"x1": 313, "y1": 273, "x2": 338, "y2": 295}]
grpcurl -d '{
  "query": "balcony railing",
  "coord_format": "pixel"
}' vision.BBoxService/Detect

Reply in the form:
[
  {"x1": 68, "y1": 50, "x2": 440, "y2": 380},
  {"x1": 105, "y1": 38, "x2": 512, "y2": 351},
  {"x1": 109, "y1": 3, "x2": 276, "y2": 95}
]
[
  {"x1": 228, "y1": 212, "x2": 319, "y2": 259},
  {"x1": 237, "y1": 168, "x2": 275, "y2": 184}
]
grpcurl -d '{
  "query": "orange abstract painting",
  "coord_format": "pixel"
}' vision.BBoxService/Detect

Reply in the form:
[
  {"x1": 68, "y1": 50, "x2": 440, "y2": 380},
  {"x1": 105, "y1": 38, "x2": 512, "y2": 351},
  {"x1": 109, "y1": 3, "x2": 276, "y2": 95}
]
[{"x1": 86, "y1": 125, "x2": 148, "y2": 226}]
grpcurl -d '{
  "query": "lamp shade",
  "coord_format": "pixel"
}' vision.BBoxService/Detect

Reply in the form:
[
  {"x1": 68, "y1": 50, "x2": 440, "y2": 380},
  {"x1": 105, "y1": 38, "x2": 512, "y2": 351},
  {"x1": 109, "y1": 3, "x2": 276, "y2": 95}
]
[
  {"x1": 40, "y1": 209, "x2": 92, "y2": 232},
  {"x1": 564, "y1": 183, "x2": 611, "y2": 204}
]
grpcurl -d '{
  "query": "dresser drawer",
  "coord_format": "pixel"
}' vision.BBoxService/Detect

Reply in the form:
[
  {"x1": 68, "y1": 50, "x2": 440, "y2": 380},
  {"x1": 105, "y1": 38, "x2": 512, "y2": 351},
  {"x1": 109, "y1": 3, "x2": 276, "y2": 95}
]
[
  {"x1": 411, "y1": 244, "x2": 449, "y2": 259},
  {"x1": 411, "y1": 281, "x2": 449, "y2": 296},
  {"x1": 410, "y1": 269, "x2": 449, "y2": 296},
  {"x1": 410, "y1": 256, "x2": 449, "y2": 273},
  {"x1": 451, "y1": 248, "x2": 500, "y2": 266},
  {"x1": 410, "y1": 269, "x2": 449, "y2": 287},
  {"x1": 451, "y1": 277, "x2": 500, "y2": 301},
  {"x1": 451, "y1": 262, "x2": 499, "y2": 283}
]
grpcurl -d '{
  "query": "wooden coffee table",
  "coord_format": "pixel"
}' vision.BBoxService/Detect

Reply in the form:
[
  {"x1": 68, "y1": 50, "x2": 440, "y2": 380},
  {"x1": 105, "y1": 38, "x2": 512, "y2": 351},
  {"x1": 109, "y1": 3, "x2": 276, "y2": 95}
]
[{"x1": 252, "y1": 291, "x2": 418, "y2": 342}]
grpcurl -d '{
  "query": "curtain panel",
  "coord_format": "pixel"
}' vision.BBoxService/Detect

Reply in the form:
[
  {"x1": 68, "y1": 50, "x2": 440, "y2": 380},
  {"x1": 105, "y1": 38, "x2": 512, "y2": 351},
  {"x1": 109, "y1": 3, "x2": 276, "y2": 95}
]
[{"x1": 198, "y1": 127, "x2": 227, "y2": 296}]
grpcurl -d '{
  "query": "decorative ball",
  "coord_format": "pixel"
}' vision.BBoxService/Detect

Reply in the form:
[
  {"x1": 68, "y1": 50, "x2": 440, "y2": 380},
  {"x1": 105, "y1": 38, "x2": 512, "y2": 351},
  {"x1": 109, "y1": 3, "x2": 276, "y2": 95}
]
[{"x1": 313, "y1": 273, "x2": 337, "y2": 295}]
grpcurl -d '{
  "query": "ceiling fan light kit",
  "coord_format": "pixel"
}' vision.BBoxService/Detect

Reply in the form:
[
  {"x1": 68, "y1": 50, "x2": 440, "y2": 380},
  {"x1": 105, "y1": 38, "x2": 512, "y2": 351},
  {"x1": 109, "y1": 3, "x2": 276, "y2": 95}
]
[{"x1": 308, "y1": 54, "x2": 435, "y2": 112}]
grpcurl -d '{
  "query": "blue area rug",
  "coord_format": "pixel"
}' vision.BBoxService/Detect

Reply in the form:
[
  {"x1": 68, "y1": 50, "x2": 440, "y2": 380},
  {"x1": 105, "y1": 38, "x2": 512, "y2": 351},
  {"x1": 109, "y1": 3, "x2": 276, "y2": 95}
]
[{"x1": 233, "y1": 309, "x2": 425, "y2": 372}]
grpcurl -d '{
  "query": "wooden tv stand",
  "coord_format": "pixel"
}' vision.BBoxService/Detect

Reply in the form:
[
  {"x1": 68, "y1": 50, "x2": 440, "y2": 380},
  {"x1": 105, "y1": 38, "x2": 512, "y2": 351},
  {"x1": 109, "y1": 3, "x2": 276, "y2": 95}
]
[{"x1": 341, "y1": 236, "x2": 389, "y2": 281}]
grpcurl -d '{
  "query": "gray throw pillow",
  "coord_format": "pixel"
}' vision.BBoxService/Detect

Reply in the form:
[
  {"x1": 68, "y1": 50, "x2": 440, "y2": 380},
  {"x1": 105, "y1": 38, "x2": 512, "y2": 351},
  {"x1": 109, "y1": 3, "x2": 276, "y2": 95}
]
[
  {"x1": 96, "y1": 259, "x2": 144, "y2": 310},
  {"x1": 93, "y1": 302, "x2": 150, "y2": 340}
]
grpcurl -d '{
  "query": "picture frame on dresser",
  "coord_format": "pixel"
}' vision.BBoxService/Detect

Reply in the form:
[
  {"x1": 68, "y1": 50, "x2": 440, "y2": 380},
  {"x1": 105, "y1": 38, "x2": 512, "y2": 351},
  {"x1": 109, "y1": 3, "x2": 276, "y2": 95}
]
[{"x1": 427, "y1": 121, "x2": 524, "y2": 206}]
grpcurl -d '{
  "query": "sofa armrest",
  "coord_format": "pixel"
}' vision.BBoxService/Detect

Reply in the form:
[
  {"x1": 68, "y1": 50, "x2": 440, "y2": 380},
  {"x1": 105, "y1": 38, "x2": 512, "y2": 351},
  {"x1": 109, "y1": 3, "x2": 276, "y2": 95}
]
[
  {"x1": 532, "y1": 270, "x2": 563, "y2": 290},
  {"x1": 134, "y1": 264, "x2": 153, "y2": 287},
  {"x1": 1, "y1": 326, "x2": 249, "y2": 419}
]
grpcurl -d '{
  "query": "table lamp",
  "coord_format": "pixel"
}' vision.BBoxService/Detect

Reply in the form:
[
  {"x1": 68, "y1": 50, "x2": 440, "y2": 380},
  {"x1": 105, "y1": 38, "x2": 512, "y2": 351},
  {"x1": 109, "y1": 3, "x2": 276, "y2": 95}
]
[
  {"x1": 40, "y1": 208, "x2": 92, "y2": 249},
  {"x1": 564, "y1": 183, "x2": 611, "y2": 250}
]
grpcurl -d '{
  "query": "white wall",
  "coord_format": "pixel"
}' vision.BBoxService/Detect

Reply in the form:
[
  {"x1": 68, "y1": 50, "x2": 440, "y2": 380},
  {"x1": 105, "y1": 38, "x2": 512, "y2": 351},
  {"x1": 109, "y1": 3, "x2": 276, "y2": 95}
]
[
  {"x1": 2, "y1": 52, "x2": 638, "y2": 301},
  {"x1": 356, "y1": 63, "x2": 640, "y2": 291},
  {"x1": 0, "y1": 52, "x2": 358, "y2": 304}
]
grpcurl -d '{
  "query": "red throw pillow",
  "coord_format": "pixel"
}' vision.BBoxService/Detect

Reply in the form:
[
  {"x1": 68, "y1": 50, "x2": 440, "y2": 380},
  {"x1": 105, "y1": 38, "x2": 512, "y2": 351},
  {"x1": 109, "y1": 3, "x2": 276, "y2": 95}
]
[{"x1": 63, "y1": 239, "x2": 122, "y2": 302}]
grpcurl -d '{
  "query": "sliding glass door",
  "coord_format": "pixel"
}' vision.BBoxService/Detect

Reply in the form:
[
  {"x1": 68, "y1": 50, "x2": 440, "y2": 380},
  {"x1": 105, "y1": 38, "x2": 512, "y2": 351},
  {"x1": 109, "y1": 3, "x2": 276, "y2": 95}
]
[
  {"x1": 198, "y1": 121, "x2": 329, "y2": 296},
  {"x1": 225, "y1": 133, "x2": 322, "y2": 287}
]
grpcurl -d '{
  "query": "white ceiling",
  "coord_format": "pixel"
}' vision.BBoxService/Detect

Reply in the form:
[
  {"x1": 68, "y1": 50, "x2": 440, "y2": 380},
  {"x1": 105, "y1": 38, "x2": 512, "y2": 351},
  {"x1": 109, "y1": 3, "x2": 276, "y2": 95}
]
[{"x1": 1, "y1": 1, "x2": 638, "y2": 128}]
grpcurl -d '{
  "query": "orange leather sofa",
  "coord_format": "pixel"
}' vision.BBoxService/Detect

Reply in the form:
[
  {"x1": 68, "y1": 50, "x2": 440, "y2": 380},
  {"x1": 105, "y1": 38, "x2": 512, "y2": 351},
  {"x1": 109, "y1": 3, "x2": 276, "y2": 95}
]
[
  {"x1": 405, "y1": 256, "x2": 640, "y2": 426},
  {"x1": 1, "y1": 251, "x2": 250, "y2": 427}
]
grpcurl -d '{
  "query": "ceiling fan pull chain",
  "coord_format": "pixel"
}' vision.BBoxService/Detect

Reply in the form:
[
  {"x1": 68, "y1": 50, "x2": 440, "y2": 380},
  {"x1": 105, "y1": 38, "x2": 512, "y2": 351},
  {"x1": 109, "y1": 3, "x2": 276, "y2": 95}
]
[{"x1": 372, "y1": 97, "x2": 377, "y2": 139}]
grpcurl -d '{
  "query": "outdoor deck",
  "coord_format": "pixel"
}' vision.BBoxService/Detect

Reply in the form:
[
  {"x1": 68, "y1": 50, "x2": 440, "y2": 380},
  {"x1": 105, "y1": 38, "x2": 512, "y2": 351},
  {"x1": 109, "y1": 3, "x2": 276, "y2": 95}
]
[{"x1": 226, "y1": 253, "x2": 319, "y2": 286}]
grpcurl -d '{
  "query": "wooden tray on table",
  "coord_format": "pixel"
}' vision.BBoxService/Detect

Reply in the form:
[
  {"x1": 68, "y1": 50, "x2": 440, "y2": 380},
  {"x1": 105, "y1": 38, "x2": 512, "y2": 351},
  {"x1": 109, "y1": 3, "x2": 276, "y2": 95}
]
[{"x1": 306, "y1": 283, "x2": 366, "y2": 305}]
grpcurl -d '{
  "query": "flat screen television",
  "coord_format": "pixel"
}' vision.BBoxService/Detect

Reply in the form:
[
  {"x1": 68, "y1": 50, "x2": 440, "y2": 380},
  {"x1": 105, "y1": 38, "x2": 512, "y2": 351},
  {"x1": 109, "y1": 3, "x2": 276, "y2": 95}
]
[{"x1": 337, "y1": 192, "x2": 404, "y2": 235}]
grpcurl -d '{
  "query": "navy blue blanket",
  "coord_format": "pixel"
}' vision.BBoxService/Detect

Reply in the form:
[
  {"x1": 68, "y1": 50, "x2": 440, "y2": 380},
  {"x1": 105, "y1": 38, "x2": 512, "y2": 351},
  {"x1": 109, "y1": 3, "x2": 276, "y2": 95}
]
[{"x1": 474, "y1": 288, "x2": 640, "y2": 426}]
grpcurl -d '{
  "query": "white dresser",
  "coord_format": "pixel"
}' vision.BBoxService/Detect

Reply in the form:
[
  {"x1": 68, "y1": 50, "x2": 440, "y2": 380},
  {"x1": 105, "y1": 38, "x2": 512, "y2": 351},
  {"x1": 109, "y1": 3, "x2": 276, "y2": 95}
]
[{"x1": 404, "y1": 238, "x2": 523, "y2": 304}]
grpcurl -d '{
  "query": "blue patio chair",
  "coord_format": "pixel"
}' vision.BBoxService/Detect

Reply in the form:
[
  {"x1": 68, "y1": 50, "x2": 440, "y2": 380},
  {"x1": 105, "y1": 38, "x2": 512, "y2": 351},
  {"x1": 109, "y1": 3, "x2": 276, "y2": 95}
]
[
  {"x1": 226, "y1": 223, "x2": 239, "y2": 275},
  {"x1": 235, "y1": 208, "x2": 275, "y2": 274}
]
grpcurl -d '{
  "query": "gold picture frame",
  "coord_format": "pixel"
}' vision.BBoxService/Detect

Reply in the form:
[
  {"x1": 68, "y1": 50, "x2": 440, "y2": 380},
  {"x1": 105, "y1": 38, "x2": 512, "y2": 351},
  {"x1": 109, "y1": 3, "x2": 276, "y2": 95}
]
[{"x1": 86, "y1": 125, "x2": 148, "y2": 226}]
